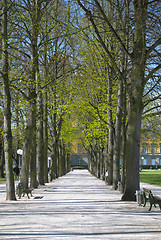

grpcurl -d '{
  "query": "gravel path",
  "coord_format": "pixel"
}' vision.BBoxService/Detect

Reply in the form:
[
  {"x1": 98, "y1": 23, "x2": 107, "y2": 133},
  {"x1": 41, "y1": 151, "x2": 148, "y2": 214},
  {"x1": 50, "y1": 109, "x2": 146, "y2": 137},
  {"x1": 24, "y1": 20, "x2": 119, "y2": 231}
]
[{"x1": 0, "y1": 169, "x2": 161, "y2": 240}]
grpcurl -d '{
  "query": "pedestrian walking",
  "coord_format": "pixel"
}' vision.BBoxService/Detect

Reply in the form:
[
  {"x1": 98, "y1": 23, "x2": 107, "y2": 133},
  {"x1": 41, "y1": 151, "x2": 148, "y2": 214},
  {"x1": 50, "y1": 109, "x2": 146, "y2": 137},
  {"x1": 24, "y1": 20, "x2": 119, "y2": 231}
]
[{"x1": 13, "y1": 165, "x2": 20, "y2": 180}]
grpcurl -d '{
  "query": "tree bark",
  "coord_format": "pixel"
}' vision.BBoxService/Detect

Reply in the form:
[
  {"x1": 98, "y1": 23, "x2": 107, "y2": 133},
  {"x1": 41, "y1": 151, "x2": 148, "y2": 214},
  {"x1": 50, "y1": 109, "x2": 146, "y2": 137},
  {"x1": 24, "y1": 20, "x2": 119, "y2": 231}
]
[
  {"x1": 21, "y1": 100, "x2": 36, "y2": 189},
  {"x1": 107, "y1": 74, "x2": 113, "y2": 185},
  {"x1": 50, "y1": 101, "x2": 58, "y2": 180},
  {"x1": 66, "y1": 152, "x2": 71, "y2": 173},
  {"x1": 120, "y1": 88, "x2": 127, "y2": 193},
  {"x1": 122, "y1": 0, "x2": 147, "y2": 200},
  {"x1": 122, "y1": 99, "x2": 143, "y2": 200},
  {"x1": 43, "y1": 90, "x2": 48, "y2": 182},
  {"x1": 38, "y1": 90, "x2": 45, "y2": 185},
  {"x1": 0, "y1": 145, "x2": 5, "y2": 178},
  {"x1": 21, "y1": 0, "x2": 42, "y2": 188},
  {"x1": 30, "y1": 111, "x2": 37, "y2": 188},
  {"x1": 113, "y1": 79, "x2": 123, "y2": 190},
  {"x1": 2, "y1": 0, "x2": 16, "y2": 200}
]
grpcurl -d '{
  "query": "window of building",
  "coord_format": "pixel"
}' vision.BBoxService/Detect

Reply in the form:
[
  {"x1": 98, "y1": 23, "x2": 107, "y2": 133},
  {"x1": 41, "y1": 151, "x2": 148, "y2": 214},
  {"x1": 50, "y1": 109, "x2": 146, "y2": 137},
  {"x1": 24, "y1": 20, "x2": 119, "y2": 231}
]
[
  {"x1": 142, "y1": 143, "x2": 147, "y2": 154},
  {"x1": 143, "y1": 158, "x2": 147, "y2": 165},
  {"x1": 147, "y1": 159, "x2": 151, "y2": 165},
  {"x1": 151, "y1": 133, "x2": 156, "y2": 140},
  {"x1": 160, "y1": 143, "x2": 161, "y2": 154},
  {"x1": 78, "y1": 158, "x2": 81, "y2": 165},
  {"x1": 151, "y1": 158, "x2": 156, "y2": 165},
  {"x1": 151, "y1": 143, "x2": 156, "y2": 153},
  {"x1": 156, "y1": 158, "x2": 159, "y2": 165}
]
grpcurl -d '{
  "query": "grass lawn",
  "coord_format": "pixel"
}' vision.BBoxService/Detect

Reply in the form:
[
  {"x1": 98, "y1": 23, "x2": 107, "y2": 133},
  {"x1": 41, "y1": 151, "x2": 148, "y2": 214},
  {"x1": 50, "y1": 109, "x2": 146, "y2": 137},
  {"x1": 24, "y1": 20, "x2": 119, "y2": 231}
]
[
  {"x1": 0, "y1": 178, "x2": 6, "y2": 183},
  {"x1": 140, "y1": 170, "x2": 161, "y2": 186}
]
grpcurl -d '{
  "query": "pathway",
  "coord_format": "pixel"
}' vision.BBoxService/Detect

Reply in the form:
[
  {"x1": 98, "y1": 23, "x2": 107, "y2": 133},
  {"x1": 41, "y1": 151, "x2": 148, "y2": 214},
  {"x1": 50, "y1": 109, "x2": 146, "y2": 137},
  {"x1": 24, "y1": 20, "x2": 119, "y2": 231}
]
[{"x1": 0, "y1": 170, "x2": 161, "y2": 239}]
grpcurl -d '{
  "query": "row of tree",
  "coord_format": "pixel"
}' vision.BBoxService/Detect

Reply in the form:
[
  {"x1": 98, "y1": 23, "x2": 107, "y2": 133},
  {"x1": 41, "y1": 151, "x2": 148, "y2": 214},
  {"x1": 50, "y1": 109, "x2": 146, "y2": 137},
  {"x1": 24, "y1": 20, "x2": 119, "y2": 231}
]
[
  {"x1": 0, "y1": 0, "x2": 78, "y2": 200},
  {"x1": 71, "y1": 0, "x2": 161, "y2": 200},
  {"x1": 0, "y1": 0, "x2": 161, "y2": 201}
]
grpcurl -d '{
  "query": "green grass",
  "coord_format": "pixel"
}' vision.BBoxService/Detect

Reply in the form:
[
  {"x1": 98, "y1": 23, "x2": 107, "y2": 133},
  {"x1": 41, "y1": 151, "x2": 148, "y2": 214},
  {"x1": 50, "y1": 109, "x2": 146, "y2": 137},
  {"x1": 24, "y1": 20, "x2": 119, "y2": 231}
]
[
  {"x1": 0, "y1": 178, "x2": 6, "y2": 182},
  {"x1": 140, "y1": 170, "x2": 161, "y2": 186}
]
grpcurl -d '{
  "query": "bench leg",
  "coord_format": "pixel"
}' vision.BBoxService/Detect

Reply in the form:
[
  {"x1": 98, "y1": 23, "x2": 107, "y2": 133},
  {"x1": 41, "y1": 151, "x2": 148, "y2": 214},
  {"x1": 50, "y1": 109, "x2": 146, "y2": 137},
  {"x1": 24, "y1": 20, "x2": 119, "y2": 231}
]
[
  {"x1": 158, "y1": 203, "x2": 161, "y2": 210},
  {"x1": 143, "y1": 201, "x2": 146, "y2": 207},
  {"x1": 148, "y1": 203, "x2": 152, "y2": 211},
  {"x1": 143, "y1": 199, "x2": 147, "y2": 207}
]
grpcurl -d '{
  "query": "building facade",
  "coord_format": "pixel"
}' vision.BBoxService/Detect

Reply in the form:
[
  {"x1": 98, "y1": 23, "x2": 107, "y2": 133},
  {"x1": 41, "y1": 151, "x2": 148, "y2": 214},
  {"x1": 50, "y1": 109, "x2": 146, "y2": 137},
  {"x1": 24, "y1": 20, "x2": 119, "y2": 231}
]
[{"x1": 140, "y1": 132, "x2": 161, "y2": 168}]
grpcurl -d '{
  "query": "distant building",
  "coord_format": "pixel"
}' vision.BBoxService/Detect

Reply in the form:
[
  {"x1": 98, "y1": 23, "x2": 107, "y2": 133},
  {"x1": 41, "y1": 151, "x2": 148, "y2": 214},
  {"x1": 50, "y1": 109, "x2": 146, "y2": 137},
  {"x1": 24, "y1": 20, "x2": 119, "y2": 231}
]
[
  {"x1": 71, "y1": 154, "x2": 88, "y2": 168},
  {"x1": 71, "y1": 141, "x2": 88, "y2": 168},
  {"x1": 140, "y1": 132, "x2": 161, "y2": 168}
]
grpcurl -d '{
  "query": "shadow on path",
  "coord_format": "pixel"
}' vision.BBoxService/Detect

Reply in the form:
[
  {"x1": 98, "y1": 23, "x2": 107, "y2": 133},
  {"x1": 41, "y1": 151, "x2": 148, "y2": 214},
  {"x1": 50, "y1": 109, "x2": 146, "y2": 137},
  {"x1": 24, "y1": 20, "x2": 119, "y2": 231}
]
[{"x1": 0, "y1": 170, "x2": 161, "y2": 240}]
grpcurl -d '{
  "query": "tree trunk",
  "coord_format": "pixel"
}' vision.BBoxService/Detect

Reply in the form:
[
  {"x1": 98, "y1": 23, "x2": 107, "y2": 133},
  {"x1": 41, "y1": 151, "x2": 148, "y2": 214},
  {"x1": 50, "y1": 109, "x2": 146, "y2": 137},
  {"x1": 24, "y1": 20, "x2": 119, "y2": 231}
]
[
  {"x1": 38, "y1": 90, "x2": 45, "y2": 185},
  {"x1": 50, "y1": 105, "x2": 58, "y2": 180},
  {"x1": 122, "y1": 99, "x2": 143, "y2": 200},
  {"x1": 58, "y1": 141, "x2": 66, "y2": 177},
  {"x1": 0, "y1": 135, "x2": 5, "y2": 178},
  {"x1": 122, "y1": 0, "x2": 147, "y2": 200},
  {"x1": 43, "y1": 17, "x2": 49, "y2": 183},
  {"x1": 21, "y1": 100, "x2": 36, "y2": 189},
  {"x1": 107, "y1": 74, "x2": 113, "y2": 185},
  {"x1": 0, "y1": 146, "x2": 5, "y2": 178},
  {"x1": 58, "y1": 144, "x2": 62, "y2": 177},
  {"x1": 89, "y1": 146, "x2": 95, "y2": 175},
  {"x1": 2, "y1": 0, "x2": 16, "y2": 200},
  {"x1": 21, "y1": 0, "x2": 42, "y2": 189},
  {"x1": 30, "y1": 115, "x2": 37, "y2": 188},
  {"x1": 66, "y1": 151, "x2": 71, "y2": 173},
  {"x1": 62, "y1": 142, "x2": 66, "y2": 175},
  {"x1": 96, "y1": 150, "x2": 100, "y2": 178},
  {"x1": 43, "y1": 90, "x2": 48, "y2": 182},
  {"x1": 120, "y1": 88, "x2": 127, "y2": 193},
  {"x1": 113, "y1": 79, "x2": 123, "y2": 189},
  {"x1": 99, "y1": 145, "x2": 104, "y2": 180},
  {"x1": 88, "y1": 150, "x2": 92, "y2": 173},
  {"x1": 50, "y1": 108, "x2": 58, "y2": 181}
]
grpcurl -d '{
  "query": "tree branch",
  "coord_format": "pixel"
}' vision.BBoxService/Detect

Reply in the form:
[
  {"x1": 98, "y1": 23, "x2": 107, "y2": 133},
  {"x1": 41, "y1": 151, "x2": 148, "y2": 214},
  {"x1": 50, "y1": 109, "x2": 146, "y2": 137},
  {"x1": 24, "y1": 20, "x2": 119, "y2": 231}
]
[
  {"x1": 142, "y1": 111, "x2": 161, "y2": 119},
  {"x1": 88, "y1": 101, "x2": 114, "y2": 129},
  {"x1": 77, "y1": 0, "x2": 125, "y2": 82},
  {"x1": 144, "y1": 64, "x2": 161, "y2": 84},
  {"x1": 143, "y1": 77, "x2": 161, "y2": 98},
  {"x1": 142, "y1": 105, "x2": 161, "y2": 115},
  {"x1": 93, "y1": 0, "x2": 131, "y2": 59},
  {"x1": 144, "y1": 94, "x2": 161, "y2": 107},
  {"x1": 146, "y1": 37, "x2": 161, "y2": 58},
  {"x1": 12, "y1": 85, "x2": 30, "y2": 101}
]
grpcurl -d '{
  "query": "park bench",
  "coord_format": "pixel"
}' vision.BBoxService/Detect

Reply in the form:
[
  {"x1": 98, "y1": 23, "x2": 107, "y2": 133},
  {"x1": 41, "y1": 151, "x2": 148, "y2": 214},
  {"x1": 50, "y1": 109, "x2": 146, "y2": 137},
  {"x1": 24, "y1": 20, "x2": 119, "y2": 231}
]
[
  {"x1": 142, "y1": 187, "x2": 161, "y2": 211},
  {"x1": 16, "y1": 182, "x2": 33, "y2": 199}
]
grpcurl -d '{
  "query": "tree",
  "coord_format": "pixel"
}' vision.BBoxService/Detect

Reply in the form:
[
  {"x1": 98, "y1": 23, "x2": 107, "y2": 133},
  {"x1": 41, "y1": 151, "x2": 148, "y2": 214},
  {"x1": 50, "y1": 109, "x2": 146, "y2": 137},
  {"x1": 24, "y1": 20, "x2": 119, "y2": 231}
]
[
  {"x1": 1, "y1": 0, "x2": 16, "y2": 200},
  {"x1": 0, "y1": 110, "x2": 5, "y2": 178}
]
